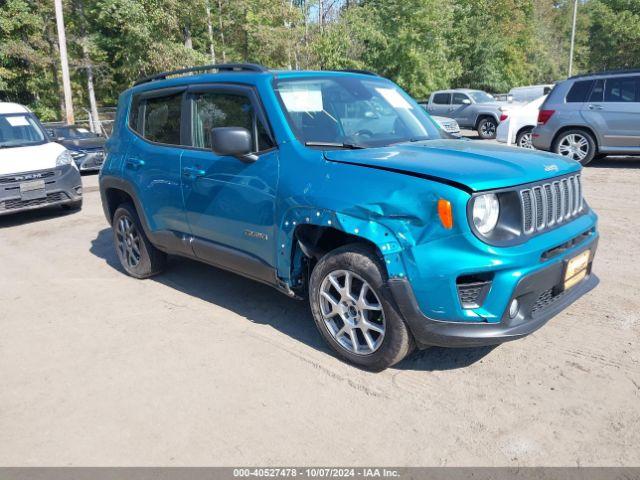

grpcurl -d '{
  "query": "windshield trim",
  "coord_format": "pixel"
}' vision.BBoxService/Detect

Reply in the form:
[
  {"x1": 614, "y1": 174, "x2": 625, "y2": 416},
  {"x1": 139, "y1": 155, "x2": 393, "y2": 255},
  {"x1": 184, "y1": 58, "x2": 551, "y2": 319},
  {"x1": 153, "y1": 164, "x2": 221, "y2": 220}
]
[
  {"x1": 0, "y1": 113, "x2": 50, "y2": 149},
  {"x1": 272, "y1": 75, "x2": 444, "y2": 149}
]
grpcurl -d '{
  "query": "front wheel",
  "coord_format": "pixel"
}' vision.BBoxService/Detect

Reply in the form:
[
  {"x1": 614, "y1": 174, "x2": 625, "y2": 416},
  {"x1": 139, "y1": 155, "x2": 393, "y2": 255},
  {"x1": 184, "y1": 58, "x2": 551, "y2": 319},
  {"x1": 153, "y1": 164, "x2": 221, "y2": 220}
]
[
  {"x1": 553, "y1": 129, "x2": 597, "y2": 165},
  {"x1": 309, "y1": 244, "x2": 414, "y2": 370},
  {"x1": 477, "y1": 117, "x2": 498, "y2": 139}
]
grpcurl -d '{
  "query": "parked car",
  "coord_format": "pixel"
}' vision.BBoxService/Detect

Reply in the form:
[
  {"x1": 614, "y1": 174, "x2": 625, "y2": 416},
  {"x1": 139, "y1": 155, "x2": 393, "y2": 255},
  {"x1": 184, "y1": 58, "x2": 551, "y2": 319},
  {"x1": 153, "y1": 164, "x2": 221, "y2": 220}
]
[
  {"x1": 508, "y1": 84, "x2": 554, "y2": 103},
  {"x1": 100, "y1": 64, "x2": 599, "y2": 370},
  {"x1": 0, "y1": 103, "x2": 82, "y2": 216},
  {"x1": 425, "y1": 89, "x2": 502, "y2": 139},
  {"x1": 417, "y1": 101, "x2": 462, "y2": 138},
  {"x1": 497, "y1": 95, "x2": 547, "y2": 149},
  {"x1": 431, "y1": 115, "x2": 462, "y2": 137},
  {"x1": 533, "y1": 70, "x2": 640, "y2": 165},
  {"x1": 46, "y1": 124, "x2": 106, "y2": 172}
]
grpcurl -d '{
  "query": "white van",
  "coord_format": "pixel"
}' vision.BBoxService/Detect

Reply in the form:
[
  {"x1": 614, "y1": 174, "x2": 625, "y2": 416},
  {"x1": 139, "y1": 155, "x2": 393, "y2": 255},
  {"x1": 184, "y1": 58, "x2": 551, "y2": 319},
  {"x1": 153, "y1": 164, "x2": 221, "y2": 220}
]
[
  {"x1": 0, "y1": 102, "x2": 82, "y2": 216},
  {"x1": 508, "y1": 84, "x2": 554, "y2": 103}
]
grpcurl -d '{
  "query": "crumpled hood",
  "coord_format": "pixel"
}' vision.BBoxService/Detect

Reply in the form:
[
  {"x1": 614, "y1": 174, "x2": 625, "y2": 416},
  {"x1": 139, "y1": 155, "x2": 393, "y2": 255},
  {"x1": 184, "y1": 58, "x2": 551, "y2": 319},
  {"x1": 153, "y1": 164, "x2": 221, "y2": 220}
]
[
  {"x1": 0, "y1": 142, "x2": 66, "y2": 176},
  {"x1": 324, "y1": 139, "x2": 580, "y2": 192}
]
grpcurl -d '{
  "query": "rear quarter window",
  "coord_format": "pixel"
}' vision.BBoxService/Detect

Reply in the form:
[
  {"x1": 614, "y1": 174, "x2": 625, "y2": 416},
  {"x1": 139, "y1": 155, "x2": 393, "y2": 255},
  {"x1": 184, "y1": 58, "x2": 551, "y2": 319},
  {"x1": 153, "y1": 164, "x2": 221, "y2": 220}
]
[{"x1": 566, "y1": 80, "x2": 594, "y2": 103}]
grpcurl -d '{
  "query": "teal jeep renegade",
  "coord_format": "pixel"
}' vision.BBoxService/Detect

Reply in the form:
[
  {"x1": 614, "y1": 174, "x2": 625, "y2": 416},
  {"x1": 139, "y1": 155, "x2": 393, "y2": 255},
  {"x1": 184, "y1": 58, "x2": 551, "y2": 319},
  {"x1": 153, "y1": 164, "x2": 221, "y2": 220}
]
[{"x1": 99, "y1": 64, "x2": 599, "y2": 370}]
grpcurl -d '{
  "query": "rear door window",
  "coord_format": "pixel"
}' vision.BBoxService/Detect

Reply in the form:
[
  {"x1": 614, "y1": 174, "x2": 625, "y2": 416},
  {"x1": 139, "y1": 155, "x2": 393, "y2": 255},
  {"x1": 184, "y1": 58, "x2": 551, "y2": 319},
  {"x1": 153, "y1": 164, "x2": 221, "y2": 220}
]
[
  {"x1": 432, "y1": 93, "x2": 451, "y2": 105},
  {"x1": 143, "y1": 94, "x2": 182, "y2": 145},
  {"x1": 566, "y1": 80, "x2": 594, "y2": 103},
  {"x1": 604, "y1": 76, "x2": 639, "y2": 102},
  {"x1": 588, "y1": 79, "x2": 605, "y2": 102}
]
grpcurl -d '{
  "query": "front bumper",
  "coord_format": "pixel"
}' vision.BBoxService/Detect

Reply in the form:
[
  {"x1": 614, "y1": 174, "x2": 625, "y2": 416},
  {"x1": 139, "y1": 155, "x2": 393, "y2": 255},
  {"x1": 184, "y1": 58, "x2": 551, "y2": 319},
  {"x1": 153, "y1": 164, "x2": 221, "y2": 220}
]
[
  {"x1": 0, "y1": 165, "x2": 82, "y2": 216},
  {"x1": 388, "y1": 236, "x2": 598, "y2": 348}
]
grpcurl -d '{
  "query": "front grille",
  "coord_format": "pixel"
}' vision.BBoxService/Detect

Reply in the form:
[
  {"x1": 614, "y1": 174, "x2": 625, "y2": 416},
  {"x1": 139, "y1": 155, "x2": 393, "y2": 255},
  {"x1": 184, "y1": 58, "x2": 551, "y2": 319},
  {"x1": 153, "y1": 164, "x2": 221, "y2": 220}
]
[
  {"x1": 1, "y1": 192, "x2": 68, "y2": 211},
  {"x1": 520, "y1": 174, "x2": 583, "y2": 235},
  {"x1": 0, "y1": 170, "x2": 56, "y2": 185}
]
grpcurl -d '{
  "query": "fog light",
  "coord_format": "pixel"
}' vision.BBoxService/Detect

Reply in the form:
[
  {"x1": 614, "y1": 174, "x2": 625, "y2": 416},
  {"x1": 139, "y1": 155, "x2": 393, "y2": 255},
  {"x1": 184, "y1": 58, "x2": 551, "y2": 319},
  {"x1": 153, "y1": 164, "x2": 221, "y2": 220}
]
[
  {"x1": 509, "y1": 299, "x2": 519, "y2": 319},
  {"x1": 75, "y1": 186, "x2": 83, "y2": 195}
]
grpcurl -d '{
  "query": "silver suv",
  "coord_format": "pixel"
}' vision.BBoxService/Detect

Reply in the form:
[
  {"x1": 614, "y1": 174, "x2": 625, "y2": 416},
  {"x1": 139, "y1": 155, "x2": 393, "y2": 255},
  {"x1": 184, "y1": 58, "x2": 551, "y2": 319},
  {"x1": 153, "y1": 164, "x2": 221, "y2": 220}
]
[
  {"x1": 425, "y1": 89, "x2": 502, "y2": 139},
  {"x1": 532, "y1": 70, "x2": 640, "y2": 165}
]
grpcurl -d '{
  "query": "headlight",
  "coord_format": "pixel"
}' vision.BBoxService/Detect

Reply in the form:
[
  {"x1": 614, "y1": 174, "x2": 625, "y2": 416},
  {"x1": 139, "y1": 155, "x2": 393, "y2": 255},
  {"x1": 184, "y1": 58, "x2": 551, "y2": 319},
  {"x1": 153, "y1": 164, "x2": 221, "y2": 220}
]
[
  {"x1": 56, "y1": 150, "x2": 73, "y2": 166},
  {"x1": 472, "y1": 193, "x2": 500, "y2": 235}
]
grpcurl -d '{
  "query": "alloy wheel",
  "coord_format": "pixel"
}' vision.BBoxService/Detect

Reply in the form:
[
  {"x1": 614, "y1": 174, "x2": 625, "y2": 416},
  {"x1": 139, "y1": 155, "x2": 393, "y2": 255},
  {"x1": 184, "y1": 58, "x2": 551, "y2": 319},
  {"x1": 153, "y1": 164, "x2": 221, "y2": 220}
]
[
  {"x1": 558, "y1": 133, "x2": 589, "y2": 161},
  {"x1": 518, "y1": 132, "x2": 534, "y2": 149},
  {"x1": 480, "y1": 121, "x2": 496, "y2": 138},
  {"x1": 319, "y1": 270, "x2": 386, "y2": 355},
  {"x1": 116, "y1": 215, "x2": 142, "y2": 269}
]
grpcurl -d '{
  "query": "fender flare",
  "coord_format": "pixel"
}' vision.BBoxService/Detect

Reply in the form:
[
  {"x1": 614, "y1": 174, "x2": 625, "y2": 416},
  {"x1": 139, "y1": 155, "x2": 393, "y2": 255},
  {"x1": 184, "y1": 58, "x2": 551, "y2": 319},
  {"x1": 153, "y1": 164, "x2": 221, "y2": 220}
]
[
  {"x1": 99, "y1": 175, "x2": 152, "y2": 235},
  {"x1": 275, "y1": 206, "x2": 409, "y2": 286}
]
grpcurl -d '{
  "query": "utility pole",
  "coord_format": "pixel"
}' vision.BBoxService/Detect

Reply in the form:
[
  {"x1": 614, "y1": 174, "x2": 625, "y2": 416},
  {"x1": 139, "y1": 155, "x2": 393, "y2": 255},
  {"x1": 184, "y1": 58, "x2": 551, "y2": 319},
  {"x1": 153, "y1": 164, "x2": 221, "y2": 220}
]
[
  {"x1": 206, "y1": 0, "x2": 216, "y2": 64},
  {"x1": 54, "y1": 0, "x2": 74, "y2": 124},
  {"x1": 568, "y1": 0, "x2": 578, "y2": 77}
]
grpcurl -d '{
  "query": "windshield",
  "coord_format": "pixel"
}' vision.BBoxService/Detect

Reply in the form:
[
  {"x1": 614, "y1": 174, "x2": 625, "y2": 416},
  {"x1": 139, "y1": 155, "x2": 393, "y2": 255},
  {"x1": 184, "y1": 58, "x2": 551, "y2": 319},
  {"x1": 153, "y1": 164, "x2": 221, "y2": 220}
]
[
  {"x1": 54, "y1": 126, "x2": 96, "y2": 139},
  {"x1": 274, "y1": 76, "x2": 442, "y2": 148},
  {"x1": 468, "y1": 91, "x2": 496, "y2": 104},
  {"x1": 0, "y1": 114, "x2": 47, "y2": 148}
]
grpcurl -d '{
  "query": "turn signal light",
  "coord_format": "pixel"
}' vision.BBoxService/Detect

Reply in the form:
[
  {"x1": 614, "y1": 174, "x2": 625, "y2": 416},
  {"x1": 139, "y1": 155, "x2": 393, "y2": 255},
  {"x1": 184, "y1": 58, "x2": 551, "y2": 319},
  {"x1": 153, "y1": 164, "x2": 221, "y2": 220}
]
[{"x1": 438, "y1": 199, "x2": 453, "y2": 229}]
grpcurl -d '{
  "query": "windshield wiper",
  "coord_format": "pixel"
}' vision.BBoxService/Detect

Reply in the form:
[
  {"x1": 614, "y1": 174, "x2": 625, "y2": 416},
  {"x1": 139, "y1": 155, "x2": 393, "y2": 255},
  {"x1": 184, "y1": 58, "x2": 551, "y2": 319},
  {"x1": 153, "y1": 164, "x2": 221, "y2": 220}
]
[
  {"x1": 389, "y1": 136, "x2": 432, "y2": 146},
  {"x1": 305, "y1": 141, "x2": 365, "y2": 150}
]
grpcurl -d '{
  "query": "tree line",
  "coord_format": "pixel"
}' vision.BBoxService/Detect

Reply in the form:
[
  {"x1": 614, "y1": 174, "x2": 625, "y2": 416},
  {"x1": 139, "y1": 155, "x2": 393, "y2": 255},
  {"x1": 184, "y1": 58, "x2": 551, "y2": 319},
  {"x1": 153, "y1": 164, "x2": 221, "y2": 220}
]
[{"x1": 1, "y1": 0, "x2": 639, "y2": 122}]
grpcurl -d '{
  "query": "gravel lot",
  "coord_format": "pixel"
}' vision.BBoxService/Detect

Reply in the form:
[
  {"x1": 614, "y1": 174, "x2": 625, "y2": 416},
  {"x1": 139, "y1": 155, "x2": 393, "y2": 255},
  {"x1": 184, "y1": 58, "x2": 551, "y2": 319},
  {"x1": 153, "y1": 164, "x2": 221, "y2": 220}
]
[{"x1": 1, "y1": 148, "x2": 639, "y2": 466}]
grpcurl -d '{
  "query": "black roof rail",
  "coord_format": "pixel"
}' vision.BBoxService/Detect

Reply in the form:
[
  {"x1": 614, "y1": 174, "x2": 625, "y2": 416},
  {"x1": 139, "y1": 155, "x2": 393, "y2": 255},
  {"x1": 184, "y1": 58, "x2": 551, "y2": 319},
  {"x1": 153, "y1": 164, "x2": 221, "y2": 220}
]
[
  {"x1": 568, "y1": 68, "x2": 640, "y2": 80},
  {"x1": 335, "y1": 69, "x2": 379, "y2": 77},
  {"x1": 134, "y1": 63, "x2": 269, "y2": 86}
]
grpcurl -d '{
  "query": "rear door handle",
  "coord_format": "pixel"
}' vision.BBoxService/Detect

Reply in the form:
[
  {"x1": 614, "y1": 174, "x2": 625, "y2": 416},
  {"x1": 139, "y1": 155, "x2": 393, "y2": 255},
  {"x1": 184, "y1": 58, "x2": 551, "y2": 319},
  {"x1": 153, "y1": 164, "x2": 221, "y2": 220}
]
[
  {"x1": 588, "y1": 104, "x2": 603, "y2": 110},
  {"x1": 125, "y1": 157, "x2": 145, "y2": 169},
  {"x1": 182, "y1": 166, "x2": 205, "y2": 178}
]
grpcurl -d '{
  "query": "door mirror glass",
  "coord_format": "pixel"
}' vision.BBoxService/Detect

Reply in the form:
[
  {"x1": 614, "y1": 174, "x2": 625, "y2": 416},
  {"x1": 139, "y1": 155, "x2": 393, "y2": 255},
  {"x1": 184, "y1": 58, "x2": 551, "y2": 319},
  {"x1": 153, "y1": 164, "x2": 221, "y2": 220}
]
[{"x1": 211, "y1": 127, "x2": 256, "y2": 162}]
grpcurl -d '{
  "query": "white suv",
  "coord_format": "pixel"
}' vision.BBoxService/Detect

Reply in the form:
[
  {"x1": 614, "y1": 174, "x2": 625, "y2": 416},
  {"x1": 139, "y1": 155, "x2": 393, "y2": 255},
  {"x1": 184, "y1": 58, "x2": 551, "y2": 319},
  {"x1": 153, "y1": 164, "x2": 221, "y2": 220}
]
[{"x1": 0, "y1": 102, "x2": 82, "y2": 216}]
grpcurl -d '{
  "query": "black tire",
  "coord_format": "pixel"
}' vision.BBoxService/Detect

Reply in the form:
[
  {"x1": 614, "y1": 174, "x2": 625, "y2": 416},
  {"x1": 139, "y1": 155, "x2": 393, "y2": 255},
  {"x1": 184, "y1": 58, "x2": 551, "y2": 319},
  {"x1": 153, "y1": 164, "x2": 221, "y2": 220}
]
[
  {"x1": 477, "y1": 117, "x2": 498, "y2": 139},
  {"x1": 61, "y1": 199, "x2": 83, "y2": 211},
  {"x1": 552, "y1": 129, "x2": 597, "y2": 166},
  {"x1": 112, "y1": 203, "x2": 166, "y2": 279},
  {"x1": 515, "y1": 127, "x2": 534, "y2": 149},
  {"x1": 309, "y1": 244, "x2": 414, "y2": 370}
]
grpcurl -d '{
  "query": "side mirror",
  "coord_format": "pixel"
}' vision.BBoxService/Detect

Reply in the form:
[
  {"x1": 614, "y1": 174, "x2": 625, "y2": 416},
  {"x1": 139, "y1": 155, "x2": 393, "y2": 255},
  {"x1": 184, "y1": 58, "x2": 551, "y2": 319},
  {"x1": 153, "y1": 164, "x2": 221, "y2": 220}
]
[
  {"x1": 462, "y1": 99, "x2": 471, "y2": 105},
  {"x1": 211, "y1": 127, "x2": 257, "y2": 162}
]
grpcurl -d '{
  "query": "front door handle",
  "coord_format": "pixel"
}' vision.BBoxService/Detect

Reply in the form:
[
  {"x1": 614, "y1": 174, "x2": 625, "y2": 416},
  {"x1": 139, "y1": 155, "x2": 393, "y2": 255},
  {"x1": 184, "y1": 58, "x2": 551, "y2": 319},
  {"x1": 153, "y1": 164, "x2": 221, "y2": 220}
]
[
  {"x1": 182, "y1": 166, "x2": 206, "y2": 178},
  {"x1": 588, "y1": 104, "x2": 603, "y2": 110},
  {"x1": 125, "y1": 157, "x2": 145, "y2": 169}
]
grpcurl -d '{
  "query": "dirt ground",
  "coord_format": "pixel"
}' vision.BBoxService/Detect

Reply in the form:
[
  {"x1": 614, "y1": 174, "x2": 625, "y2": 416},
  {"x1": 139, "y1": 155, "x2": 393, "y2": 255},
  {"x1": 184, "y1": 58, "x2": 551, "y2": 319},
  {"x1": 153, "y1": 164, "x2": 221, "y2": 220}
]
[{"x1": 1, "y1": 153, "x2": 639, "y2": 466}]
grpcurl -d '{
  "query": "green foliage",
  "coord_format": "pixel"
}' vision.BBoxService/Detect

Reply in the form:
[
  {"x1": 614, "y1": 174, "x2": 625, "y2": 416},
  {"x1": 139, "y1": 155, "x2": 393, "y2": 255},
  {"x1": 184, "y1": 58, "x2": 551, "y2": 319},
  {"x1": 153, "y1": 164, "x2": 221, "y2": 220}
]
[
  {"x1": 587, "y1": 0, "x2": 640, "y2": 70},
  {"x1": 1, "y1": 0, "x2": 639, "y2": 121}
]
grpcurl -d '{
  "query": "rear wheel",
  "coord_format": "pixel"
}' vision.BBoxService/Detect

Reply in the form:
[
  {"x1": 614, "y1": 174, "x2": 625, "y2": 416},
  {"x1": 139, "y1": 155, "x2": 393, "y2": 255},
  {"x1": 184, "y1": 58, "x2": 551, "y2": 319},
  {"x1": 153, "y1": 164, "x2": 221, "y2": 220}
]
[
  {"x1": 516, "y1": 127, "x2": 534, "y2": 149},
  {"x1": 309, "y1": 244, "x2": 414, "y2": 370},
  {"x1": 477, "y1": 117, "x2": 498, "y2": 139},
  {"x1": 553, "y1": 129, "x2": 597, "y2": 165},
  {"x1": 112, "y1": 203, "x2": 166, "y2": 279}
]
